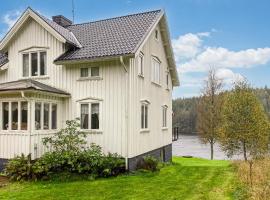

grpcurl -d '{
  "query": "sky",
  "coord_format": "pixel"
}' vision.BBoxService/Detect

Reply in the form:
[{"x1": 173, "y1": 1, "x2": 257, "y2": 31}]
[{"x1": 1, "y1": 0, "x2": 270, "y2": 99}]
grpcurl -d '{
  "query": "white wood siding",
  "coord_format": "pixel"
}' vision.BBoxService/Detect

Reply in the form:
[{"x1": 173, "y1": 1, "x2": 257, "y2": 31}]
[{"x1": 128, "y1": 23, "x2": 173, "y2": 158}]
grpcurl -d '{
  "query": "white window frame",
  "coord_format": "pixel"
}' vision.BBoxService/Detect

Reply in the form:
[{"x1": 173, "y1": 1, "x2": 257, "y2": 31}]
[
  {"x1": 34, "y1": 102, "x2": 58, "y2": 131},
  {"x1": 79, "y1": 67, "x2": 101, "y2": 79},
  {"x1": 0, "y1": 101, "x2": 30, "y2": 131},
  {"x1": 151, "y1": 56, "x2": 161, "y2": 84},
  {"x1": 140, "y1": 101, "x2": 150, "y2": 131},
  {"x1": 79, "y1": 101, "x2": 101, "y2": 131},
  {"x1": 22, "y1": 51, "x2": 47, "y2": 78},
  {"x1": 162, "y1": 105, "x2": 168, "y2": 128},
  {"x1": 138, "y1": 52, "x2": 144, "y2": 77}
]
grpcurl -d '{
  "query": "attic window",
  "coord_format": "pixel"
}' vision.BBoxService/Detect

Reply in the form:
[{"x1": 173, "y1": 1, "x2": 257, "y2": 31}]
[
  {"x1": 22, "y1": 51, "x2": 47, "y2": 77},
  {"x1": 155, "y1": 29, "x2": 159, "y2": 40},
  {"x1": 80, "y1": 67, "x2": 100, "y2": 79}
]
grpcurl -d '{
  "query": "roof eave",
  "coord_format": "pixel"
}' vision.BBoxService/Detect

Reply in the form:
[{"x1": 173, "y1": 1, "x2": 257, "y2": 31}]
[{"x1": 54, "y1": 53, "x2": 134, "y2": 65}]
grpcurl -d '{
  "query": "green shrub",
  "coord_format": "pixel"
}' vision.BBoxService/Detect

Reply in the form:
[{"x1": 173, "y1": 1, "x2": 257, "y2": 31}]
[
  {"x1": 5, "y1": 154, "x2": 36, "y2": 181},
  {"x1": 5, "y1": 119, "x2": 126, "y2": 181},
  {"x1": 137, "y1": 156, "x2": 159, "y2": 172}
]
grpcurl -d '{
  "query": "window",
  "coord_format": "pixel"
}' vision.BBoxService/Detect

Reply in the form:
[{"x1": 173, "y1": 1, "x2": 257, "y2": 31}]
[
  {"x1": 43, "y1": 103, "x2": 49, "y2": 130},
  {"x1": 23, "y1": 54, "x2": 29, "y2": 77},
  {"x1": 138, "y1": 52, "x2": 144, "y2": 76},
  {"x1": 80, "y1": 68, "x2": 89, "y2": 77},
  {"x1": 152, "y1": 57, "x2": 161, "y2": 84},
  {"x1": 91, "y1": 103, "x2": 99, "y2": 129},
  {"x1": 155, "y1": 29, "x2": 159, "y2": 40},
  {"x1": 21, "y1": 102, "x2": 28, "y2": 130},
  {"x1": 35, "y1": 103, "x2": 41, "y2": 130},
  {"x1": 11, "y1": 102, "x2": 18, "y2": 130},
  {"x1": 51, "y1": 104, "x2": 57, "y2": 129},
  {"x1": 22, "y1": 51, "x2": 47, "y2": 77},
  {"x1": 166, "y1": 72, "x2": 169, "y2": 89},
  {"x1": 80, "y1": 102, "x2": 100, "y2": 130},
  {"x1": 40, "y1": 52, "x2": 47, "y2": 76},
  {"x1": 81, "y1": 104, "x2": 89, "y2": 129},
  {"x1": 91, "y1": 67, "x2": 99, "y2": 77},
  {"x1": 2, "y1": 102, "x2": 9, "y2": 130},
  {"x1": 162, "y1": 106, "x2": 168, "y2": 128},
  {"x1": 80, "y1": 67, "x2": 100, "y2": 78},
  {"x1": 2, "y1": 102, "x2": 28, "y2": 130},
  {"x1": 141, "y1": 103, "x2": 148, "y2": 129}
]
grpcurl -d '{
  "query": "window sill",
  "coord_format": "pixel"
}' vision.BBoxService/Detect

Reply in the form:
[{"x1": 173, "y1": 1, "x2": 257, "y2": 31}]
[
  {"x1": 162, "y1": 127, "x2": 168, "y2": 131},
  {"x1": 20, "y1": 75, "x2": 49, "y2": 80},
  {"x1": 140, "y1": 129, "x2": 150, "y2": 133},
  {"x1": 80, "y1": 129, "x2": 103, "y2": 134},
  {"x1": 77, "y1": 77, "x2": 102, "y2": 81},
  {"x1": 166, "y1": 88, "x2": 170, "y2": 91},
  {"x1": 151, "y1": 81, "x2": 162, "y2": 87}
]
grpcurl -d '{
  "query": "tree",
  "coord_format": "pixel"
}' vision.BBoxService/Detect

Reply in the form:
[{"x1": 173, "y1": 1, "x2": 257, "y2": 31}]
[
  {"x1": 219, "y1": 80, "x2": 270, "y2": 186},
  {"x1": 196, "y1": 69, "x2": 224, "y2": 160}
]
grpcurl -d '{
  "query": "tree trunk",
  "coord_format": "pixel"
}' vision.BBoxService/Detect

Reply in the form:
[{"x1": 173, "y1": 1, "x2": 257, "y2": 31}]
[
  {"x1": 210, "y1": 140, "x2": 214, "y2": 160},
  {"x1": 243, "y1": 141, "x2": 247, "y2": 161}
]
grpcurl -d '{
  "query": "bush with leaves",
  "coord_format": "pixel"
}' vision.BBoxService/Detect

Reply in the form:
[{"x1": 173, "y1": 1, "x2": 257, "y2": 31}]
[
  {"x1": 5, "y1": 154, "x2": 36, "y2": 181},
  {"x1": 5, "y1": 119, "x2": 125, "y2": 181},
  {"x1": 137, "y1": 156, "x2": 159, "y2": 172}
]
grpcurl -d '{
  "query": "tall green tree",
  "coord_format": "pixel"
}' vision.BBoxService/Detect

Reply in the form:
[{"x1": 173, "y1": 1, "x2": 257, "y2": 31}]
[
  {"x1": 219, "y1": 80, "x2": 270, "y2": 162},
  {"x1": 196, "y1": 69, "x2": 223, "y2": 160}
]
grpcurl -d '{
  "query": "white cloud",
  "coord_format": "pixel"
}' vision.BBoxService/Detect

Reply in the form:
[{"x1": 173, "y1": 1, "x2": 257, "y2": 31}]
[
  {"x1": 180, "y1": 47, "x2": 270, "y2": 73},
  {"x1": 3, "y1": 10, "x2": 22, "y2": 29},
  {"x1": 216, "y1": 68, "x2": 244, "y2": 84},
  {"x1": 172, "y1": 32, "x2": 210, "y2": 61}
]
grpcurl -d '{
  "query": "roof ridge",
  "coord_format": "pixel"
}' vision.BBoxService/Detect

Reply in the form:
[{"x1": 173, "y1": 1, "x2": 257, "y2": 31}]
[{"x1": 68, "y1": 9, "x2": 162, "y2": 27}]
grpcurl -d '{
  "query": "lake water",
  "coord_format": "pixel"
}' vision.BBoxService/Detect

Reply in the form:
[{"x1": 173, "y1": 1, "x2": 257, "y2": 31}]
[{"x1": 172, "y1": 135, "x2": 241, "y2": 160}]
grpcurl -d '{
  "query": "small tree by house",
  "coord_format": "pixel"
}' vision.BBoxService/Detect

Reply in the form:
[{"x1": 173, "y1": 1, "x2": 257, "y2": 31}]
[
  {"x1": 219, "y1": 80, "x2": 270, "y2": 186},
  {"x1": 196, "y1": 69, "x2": 224, "y2": 160}
]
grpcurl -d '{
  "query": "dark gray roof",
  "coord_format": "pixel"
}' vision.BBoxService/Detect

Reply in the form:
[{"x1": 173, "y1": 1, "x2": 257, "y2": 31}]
[
  {"x1": 0, "y1": 79, "x2": 70, "y2": 96},
  {"x1": 55, "y1": 10, "x2": 163, "y2": 62},
  {"x1": 30, "y1": 8, "x2": 81, "y2": 48},
  {"x1": 0, "y1": 53, "x2": 8, "y2": 68}
]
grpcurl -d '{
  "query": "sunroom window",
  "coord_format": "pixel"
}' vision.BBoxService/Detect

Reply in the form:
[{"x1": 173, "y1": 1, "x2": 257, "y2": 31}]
[
  {"x1": 80, "y1": 102, "x2": 100, "y2": 130},
  {"x1": 22, "y1": 51, "x2": 47, "y2": 77},
  {"x1": 2, "y1": 102, "x2": 28, "y2": 131},
  {"x1": 35, "y1": 102, "x2": 57, "y2": 130}
]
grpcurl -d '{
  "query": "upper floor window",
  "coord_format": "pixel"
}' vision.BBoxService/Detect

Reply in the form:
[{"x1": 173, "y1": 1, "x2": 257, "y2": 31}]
[
  {"x1": 138, "y1": 52, "x2": 144, "y2": 76},
  {"x1": 80, "y1": 102, "x2": 100, "y2": 130},
  {"x1": 22, "y1": 51, "x2": 47, "y2": 77},
  {"x1": 80, "y1": 67, "x2": 100, "y2": 78},
  {"x1": 155, "y1": 29, "x2": 159, "y2": 40},
  {"x1": 166, "y1": 71, "x2": 169, "y2": 89},
  {"x1": 152, "y1": 57, "x2": 161, "y2": 84}
]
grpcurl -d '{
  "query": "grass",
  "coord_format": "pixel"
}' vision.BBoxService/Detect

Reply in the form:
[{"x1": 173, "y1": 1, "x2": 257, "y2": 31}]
[{"x1": 0, "y1": 157, "x2": 240, "y2": 200}]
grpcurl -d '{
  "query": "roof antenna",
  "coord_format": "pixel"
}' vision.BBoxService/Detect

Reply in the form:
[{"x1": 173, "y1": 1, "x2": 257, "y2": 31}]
[{"x1": 72, "y1": 0, "x2": 75, "y2": 23}]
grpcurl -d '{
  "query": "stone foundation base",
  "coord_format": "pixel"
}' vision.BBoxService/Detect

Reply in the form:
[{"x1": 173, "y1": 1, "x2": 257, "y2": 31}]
[
  {"x1": 128, "y1": 144, "x2": 172, "y2": 171},
  {"x1": 0, "y1": 159, "x2": 8, "y2": 172}
]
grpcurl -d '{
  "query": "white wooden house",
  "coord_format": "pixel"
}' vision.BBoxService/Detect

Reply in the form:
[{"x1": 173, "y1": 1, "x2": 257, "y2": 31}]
[{"x1": 0, "y1": 7, "x2": 179, "y2": 170}]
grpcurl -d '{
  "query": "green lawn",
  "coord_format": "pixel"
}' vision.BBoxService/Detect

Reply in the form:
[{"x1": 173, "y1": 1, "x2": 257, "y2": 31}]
[{"x1": 0, "y1": 157, "x2": 239, "y2": 200}]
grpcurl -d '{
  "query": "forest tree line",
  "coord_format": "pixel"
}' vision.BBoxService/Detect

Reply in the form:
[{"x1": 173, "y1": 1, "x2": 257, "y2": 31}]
[{"x1": 172, "y1": 86, "x2": 270, "y2": 135}]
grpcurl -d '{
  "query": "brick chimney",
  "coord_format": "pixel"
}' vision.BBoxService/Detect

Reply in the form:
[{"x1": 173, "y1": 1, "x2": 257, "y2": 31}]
[{"x1": 52, "y1": 15, "x2": 72, "y2": 27}]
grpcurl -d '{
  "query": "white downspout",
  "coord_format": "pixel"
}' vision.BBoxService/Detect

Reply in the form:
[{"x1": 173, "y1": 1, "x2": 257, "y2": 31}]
[
  {"x1": 21, "y1": 91, "x2": 32, "y2": 159},
  {"x1": 120, "y1": 56, "x2": 129, "y2": 170}
]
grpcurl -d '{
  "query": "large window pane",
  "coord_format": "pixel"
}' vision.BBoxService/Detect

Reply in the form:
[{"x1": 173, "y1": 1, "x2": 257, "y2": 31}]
[
  {"x1": 81, "y1": 104, "x2": 89, "y2": 129},
  {"x1": 145, "y1": 105, "x2": 148, "y2": 129},
  {"x1": 11, "y1": 102, "x2": 18, "y2": 130},
  {"x1": 91, "y1": 103, "x2": 99, "y2": 129},
  {"x1": 31, "y1": 53, "x2": 38, "y2": 76},
  {"x1": 91, "y1": 67, "x2": 99, "y2": 77},
  {"x1": 141, "y1": 105, "x2": 144, "y2": 129},
  {"x1": 21, "y1": 102, "x2": 28, "y2": 130},
  {"x1": 35, "y1": 103, "x2": 41, "y2": 130},
  {"x1": 43, "y1": 103, "x2": 49, "y2": 130},
  {"x1": 80, "y1": 68, "x2": 88, "y2": 77},
  {"x1": 51, "y1": 104, "x2": 57, "y2": 129},
  {"x1": 40, "y1": 52, "x2": 47, "y2": 76},
  {"x1": 2, "y1": 102, "x2": 9, "y2": 130},
  {"x1": 23, "y1": 54, "x2": 29, "y2": 77}
]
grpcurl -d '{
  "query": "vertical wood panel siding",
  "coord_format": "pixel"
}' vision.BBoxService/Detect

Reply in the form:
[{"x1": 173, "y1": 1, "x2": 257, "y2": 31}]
[{"x1": 128, "y1": 23, "x2": 173, "y2": 158}]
